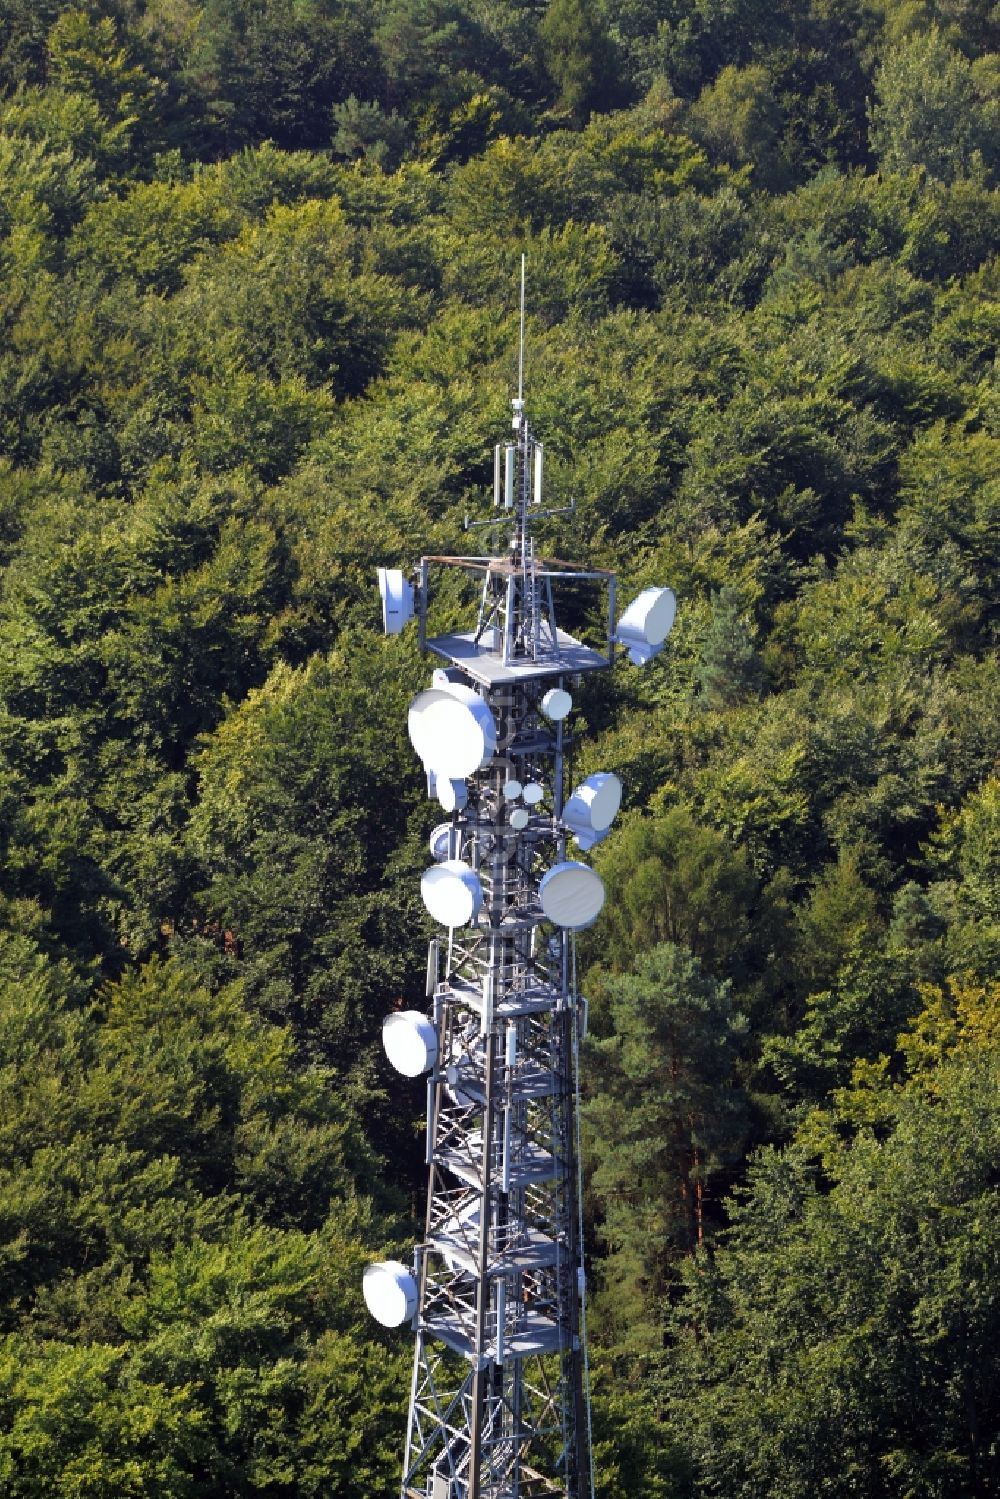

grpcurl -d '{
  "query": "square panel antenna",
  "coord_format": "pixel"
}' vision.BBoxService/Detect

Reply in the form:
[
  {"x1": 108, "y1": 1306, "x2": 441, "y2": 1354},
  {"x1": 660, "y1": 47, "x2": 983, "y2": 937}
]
[{"x1": 376, "y1": 567, "x2": 414, "y2": 635}]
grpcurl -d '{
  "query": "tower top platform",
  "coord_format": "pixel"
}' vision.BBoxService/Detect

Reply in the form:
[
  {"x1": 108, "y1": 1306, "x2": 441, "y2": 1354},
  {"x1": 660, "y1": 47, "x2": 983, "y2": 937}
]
[
  {"x1": 419, "y1": 552, "x2": 616, "y2": 687},
  {"x1": 427, "y1": 627, "x2": 608, "y2": 687}
]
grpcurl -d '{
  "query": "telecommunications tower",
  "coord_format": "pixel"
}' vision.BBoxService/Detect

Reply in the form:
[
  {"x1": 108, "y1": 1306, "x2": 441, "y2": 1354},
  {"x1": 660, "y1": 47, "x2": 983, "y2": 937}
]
[{"x1": 365, "y1": 261, "x2": 676, "y2": 1499}]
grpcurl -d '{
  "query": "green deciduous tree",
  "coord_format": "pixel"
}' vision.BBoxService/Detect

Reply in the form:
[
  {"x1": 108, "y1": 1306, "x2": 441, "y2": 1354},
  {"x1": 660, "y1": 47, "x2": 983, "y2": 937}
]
[
  {"x1": 176, "y1": 196, "x2": 415, "y2": 397},
  {"x1": 46, "y1": 8, "x2": 165, "y2": 172},
  {"x1": 331, "y1": 93, "x2": 412, "y2": 169},
  {"x1": 925, "y1": 777, "x2": 1000, "y2": 979},
  {"x1": 870, "y1": 27, "x2": 999, "y2": 183},
  {"x1": 540, "y1": 0, "x2": 619, "y2": 122},
  {"x1": 687, "y1": 64, "x2": 788, "y2": 189},
  {"x1": 0, "y1": 935, "x2": 406, "y2": 1491},
  {"x1": 668, "y1": 979, "x2": 1000, "y2": 1498},
  {"x1": 375, "y1": 0, "x2": 487, "y2": 108},
  {"x1": 186, "y1": 643, "x2": 427, "y2": 1084}
]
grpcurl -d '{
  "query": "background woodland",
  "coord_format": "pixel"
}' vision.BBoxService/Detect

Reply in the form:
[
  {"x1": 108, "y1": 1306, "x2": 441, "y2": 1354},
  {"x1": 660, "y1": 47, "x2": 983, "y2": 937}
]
[{"x1": 0, "y1": 0, "x2": 998, "y2": 1492}]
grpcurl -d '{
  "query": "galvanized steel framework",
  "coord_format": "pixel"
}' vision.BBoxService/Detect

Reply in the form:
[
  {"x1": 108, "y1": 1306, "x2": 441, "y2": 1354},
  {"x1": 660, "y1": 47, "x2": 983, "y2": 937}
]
[{"x1": 396, "y1": 386, "x2": 612, "y2": 1499}]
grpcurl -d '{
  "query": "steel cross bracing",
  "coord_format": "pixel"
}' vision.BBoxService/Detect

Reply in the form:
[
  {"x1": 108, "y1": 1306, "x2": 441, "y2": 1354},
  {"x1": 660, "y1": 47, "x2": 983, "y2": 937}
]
[{"x1": 402, "y1": 676, "x2": 589, "y2": 1499}]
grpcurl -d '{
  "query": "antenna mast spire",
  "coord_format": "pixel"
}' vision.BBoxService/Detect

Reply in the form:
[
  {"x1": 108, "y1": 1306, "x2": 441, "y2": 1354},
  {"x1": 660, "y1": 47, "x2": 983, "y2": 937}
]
[{"x1": 518, "y1": 253, "x2": 526, "y2": 406}]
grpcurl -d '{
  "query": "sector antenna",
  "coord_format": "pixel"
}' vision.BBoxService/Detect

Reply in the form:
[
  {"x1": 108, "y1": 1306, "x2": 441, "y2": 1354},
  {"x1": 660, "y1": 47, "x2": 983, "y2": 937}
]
[{"x1": 368, "y1": 258, "x2": 677, "y2": 1499}]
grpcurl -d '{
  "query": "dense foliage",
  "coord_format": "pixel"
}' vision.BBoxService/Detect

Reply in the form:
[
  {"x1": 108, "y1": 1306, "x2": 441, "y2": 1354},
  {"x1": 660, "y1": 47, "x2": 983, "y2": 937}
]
[{"x1": 0, "y1": 0, "x2": 997, "y2": 1492}]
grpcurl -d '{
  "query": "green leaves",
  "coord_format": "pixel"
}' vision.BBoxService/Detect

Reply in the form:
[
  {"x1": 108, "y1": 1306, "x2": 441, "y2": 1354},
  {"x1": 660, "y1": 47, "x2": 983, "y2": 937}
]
[
  {"x1": 870, "y1": 27, "x2": 999, "y2": 184},
  {"x1": 669, "y1": 989, "x2": 1000, "y2": 1498},
  {"x1": 0, "y1": 934, "x2": 406, "y2": 1493},
  {"x1": 0, "y1": 1338, "x2": 206, "y2": 1498},
  {"x1": 0, "y1": 8, "x2": 995, "y2": 1492},
  {"x1": 46, "y1": 9, "x2": 165, "y2": 174},
  {"x1": 593, "y1": 805, "x2": 760, "y2": 979},
  {"x1": 187, "y1": 644, "x2": 427, "y2": 1076},
  {"x1": 540, "y1": 0, "x2": 620, "y2": 122}
]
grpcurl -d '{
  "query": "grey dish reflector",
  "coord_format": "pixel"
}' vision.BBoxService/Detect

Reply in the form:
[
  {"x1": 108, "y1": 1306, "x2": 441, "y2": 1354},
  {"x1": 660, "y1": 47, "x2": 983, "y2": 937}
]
[
  {"x1": 429, "y1": 822, "x2": 456, "y2": 861},
  {"x1": 563, "y1": 772, "x2": 622, "y2": 850},
  {"x1": 540, "y1": 687, "x2": 572, "y2": 721},
  {"x1": 538, "y1": 861, "x2": 606, "y2": 930},
  {"x1": 437, "y1": 777, "x2": 468, "y2": 813}
]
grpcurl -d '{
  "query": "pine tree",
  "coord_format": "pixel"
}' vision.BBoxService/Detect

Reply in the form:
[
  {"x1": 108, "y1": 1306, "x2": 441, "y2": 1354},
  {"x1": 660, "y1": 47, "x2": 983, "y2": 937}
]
[
  {"x1": 696, "y1": 586, "x2": 762, "y2": 710},
  {"x1": 585, "y1": 943, "x2": 749, "y2": 1350}
]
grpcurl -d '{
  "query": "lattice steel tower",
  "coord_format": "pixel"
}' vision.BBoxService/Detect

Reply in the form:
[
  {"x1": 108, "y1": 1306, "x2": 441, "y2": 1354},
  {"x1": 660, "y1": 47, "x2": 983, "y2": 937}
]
[{"x1": 366, "y1": 264, "x2": 677, "y2": 1499}]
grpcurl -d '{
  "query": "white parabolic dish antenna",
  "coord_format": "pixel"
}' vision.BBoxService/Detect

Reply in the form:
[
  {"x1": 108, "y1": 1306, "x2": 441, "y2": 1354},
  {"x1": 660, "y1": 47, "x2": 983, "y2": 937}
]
[
  {"x1": 363, "y1": 1261, "x2": 418, "y2": 1327},
  {"x1": 617, "y1": 587, "x2": 676, "y2": 665},
  {"x1": 437, "y1": 777, "x2": 468, "y2": 813},
  {"x1": 539, "y1": 860, "x2": 606, "y2": 930},
  {"x1": 429, "y1": 822, "x2": 455, "y2": 862},
  {"x1": 540, "y1": 687, "x2": 572, "y2": 721},
  {"x1": 564, "y1": 772, "x2": 622, "y2": 839},
  {"x1": 408, "y1": 686, "x2": 497, "y2": 779},
  {"x1": 383, "y1": 1010, "x2": 439, "y2": 1077},
  {"x1": 421, "y1": 859, "x2": 483, "y2": 927}
]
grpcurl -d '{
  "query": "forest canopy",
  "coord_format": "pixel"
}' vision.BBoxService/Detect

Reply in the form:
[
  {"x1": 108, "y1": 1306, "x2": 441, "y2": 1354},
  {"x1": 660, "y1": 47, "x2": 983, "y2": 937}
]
[{"x1": 0, "y1": 0, "x2": 997, "y2": 1492}]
